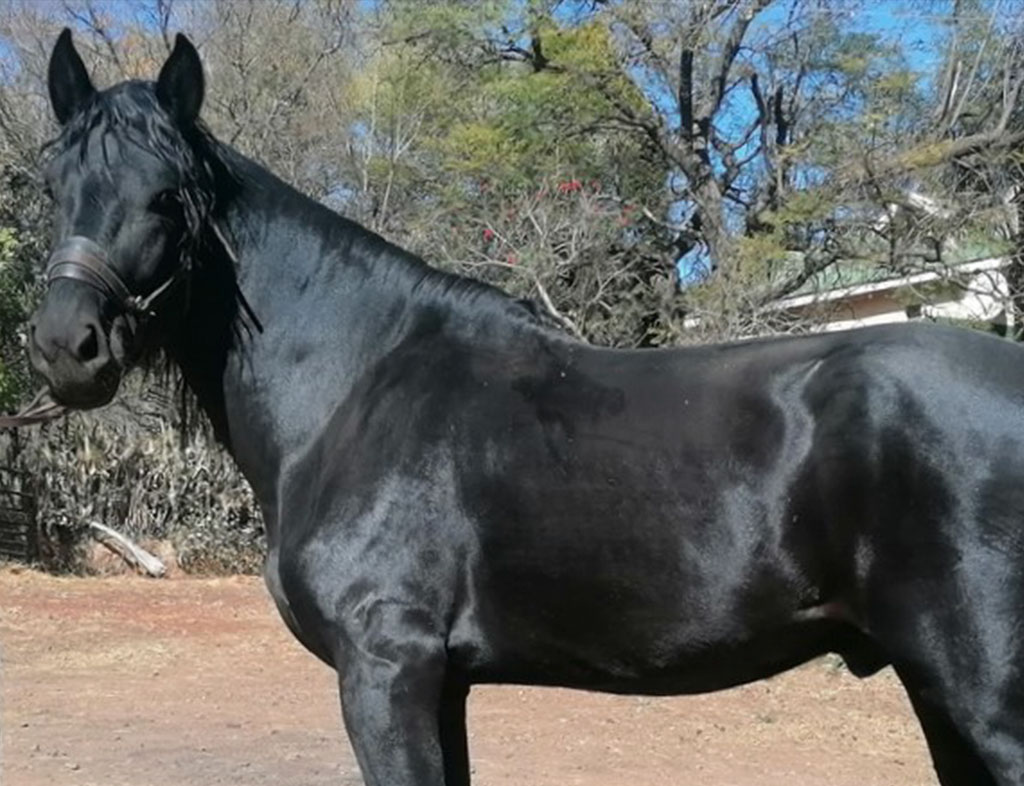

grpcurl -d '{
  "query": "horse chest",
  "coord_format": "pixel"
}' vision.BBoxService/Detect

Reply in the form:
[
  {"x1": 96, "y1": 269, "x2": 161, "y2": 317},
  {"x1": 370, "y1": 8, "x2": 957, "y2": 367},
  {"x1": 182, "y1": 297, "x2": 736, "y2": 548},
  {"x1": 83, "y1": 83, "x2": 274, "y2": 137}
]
[{"x1": 264, "y1": 548, "x2": 335, "y2": 665}]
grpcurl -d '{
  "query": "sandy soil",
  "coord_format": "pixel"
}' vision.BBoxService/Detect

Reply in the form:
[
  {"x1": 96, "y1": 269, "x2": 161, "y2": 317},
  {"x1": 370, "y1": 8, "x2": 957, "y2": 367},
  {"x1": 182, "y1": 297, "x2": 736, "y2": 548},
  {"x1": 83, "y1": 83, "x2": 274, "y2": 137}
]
[{"x1": 0, "y1": 568, "x2": 936, "y2": 785}]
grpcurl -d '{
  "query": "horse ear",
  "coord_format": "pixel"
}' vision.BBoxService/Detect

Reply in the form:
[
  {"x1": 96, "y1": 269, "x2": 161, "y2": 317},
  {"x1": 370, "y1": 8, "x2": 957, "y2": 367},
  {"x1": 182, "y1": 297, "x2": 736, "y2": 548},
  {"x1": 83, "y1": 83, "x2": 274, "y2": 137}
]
[
  {"x1": 48, "y1": 28, "x2": 96, "y2": 125},
  {"x1": 156, "y1": 33, "x2": 204, "y2": 127}
]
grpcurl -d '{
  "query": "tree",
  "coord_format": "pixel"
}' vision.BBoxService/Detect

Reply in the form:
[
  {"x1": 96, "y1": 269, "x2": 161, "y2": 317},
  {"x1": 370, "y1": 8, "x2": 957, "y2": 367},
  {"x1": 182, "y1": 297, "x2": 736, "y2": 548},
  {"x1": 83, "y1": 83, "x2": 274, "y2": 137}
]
[
  {"x1": 363, "y1": 0, "x2": 1023, "y2": 340},
  {"x1": 0, "y1": 1, "x2": 1021, "y2": 569}
]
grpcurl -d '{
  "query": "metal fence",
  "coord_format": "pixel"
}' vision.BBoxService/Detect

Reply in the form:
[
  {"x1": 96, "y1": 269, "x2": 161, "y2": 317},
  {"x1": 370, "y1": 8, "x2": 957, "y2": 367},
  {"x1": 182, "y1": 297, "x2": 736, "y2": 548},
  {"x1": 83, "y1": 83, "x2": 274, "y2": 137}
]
[{"x1": 0, "y1": 464, "x2": 37, "y2": 563}]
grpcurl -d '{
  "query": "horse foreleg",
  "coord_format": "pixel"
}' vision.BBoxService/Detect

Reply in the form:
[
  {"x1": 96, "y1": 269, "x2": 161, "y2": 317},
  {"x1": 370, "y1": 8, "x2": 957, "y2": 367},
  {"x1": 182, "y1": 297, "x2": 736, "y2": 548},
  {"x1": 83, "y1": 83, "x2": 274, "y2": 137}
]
[{"x1": 336, "y1": 604, "x2": 466, "y2": 786}]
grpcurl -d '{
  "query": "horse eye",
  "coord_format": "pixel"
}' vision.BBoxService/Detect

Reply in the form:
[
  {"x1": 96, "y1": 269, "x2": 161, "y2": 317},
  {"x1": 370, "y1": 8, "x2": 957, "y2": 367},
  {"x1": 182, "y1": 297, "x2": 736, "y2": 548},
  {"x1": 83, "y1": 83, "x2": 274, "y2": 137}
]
[{"x1": 149, "y1": 189, "x2": 180, "y2": 214}]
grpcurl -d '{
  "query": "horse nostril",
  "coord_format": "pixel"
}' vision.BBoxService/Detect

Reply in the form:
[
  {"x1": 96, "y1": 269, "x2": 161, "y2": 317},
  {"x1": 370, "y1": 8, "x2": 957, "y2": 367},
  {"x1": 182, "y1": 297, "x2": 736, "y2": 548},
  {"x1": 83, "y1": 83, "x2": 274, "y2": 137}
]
[{"x1": 75, "y1": 324, "x2": 100, "y2": 363}]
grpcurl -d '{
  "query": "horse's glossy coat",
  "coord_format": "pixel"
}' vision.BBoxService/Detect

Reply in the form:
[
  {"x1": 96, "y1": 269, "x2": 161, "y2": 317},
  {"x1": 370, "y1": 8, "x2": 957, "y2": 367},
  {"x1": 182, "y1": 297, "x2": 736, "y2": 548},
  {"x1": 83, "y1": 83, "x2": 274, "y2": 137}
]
[{"x1": 28, "y1": 30, "x2": 1024, "y2": 785}]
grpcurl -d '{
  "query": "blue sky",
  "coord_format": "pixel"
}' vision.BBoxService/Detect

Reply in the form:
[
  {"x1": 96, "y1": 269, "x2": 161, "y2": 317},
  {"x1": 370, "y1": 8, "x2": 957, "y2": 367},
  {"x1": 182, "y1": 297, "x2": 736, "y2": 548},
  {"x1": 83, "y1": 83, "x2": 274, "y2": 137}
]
[{"x1": 856, "y1": 2, "x2": 946, "y2": 77}]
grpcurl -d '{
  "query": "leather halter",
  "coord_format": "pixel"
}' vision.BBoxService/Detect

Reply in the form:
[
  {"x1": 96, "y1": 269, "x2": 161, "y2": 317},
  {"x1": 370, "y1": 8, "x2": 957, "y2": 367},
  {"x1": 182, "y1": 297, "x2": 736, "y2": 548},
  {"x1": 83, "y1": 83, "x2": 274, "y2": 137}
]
[{"x1": 46, "y1": 235, "x2": 184, "y2": 316}]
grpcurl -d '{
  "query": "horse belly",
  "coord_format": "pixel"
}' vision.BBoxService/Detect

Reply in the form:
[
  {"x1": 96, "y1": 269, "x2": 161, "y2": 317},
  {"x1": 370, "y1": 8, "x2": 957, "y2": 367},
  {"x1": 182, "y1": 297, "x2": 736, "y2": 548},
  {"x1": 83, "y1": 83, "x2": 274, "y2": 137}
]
[
  {"x1": 451, "y1": 585, "x2": 838, "y2": 694},
  {"x1": 448, "y1": 518, "x2": 827, "y2": 694}
]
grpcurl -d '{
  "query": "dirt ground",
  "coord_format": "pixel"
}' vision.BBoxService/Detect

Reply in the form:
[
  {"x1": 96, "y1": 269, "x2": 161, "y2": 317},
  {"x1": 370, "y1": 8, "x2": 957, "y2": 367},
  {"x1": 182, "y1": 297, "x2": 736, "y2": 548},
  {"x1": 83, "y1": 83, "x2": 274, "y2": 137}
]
[{"x1": 0, "y1": 568, "x2": 936, "y2": 786}]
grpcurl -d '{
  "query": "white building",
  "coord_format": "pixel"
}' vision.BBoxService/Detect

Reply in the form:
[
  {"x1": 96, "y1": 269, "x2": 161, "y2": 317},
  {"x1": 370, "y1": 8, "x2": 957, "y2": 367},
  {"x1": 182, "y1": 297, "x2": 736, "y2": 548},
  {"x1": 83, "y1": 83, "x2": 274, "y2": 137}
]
[{"x1": 769, "y1": 256, "x2": 1012, "y2": 334}]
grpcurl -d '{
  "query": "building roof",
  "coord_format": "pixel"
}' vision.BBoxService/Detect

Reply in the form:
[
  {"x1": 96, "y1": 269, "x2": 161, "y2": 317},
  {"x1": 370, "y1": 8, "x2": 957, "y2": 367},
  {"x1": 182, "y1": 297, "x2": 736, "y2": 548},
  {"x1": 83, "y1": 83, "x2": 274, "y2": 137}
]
[{"x1": 771, "y1": 256, "x2": 1008, "y2": 312}]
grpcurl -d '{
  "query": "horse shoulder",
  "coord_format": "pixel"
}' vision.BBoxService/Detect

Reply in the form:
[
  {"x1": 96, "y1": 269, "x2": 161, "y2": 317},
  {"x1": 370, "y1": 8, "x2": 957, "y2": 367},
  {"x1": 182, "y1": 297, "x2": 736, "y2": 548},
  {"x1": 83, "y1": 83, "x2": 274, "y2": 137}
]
[{"x1": 268, "y1": 425, "x2": 475, "y2": 667}]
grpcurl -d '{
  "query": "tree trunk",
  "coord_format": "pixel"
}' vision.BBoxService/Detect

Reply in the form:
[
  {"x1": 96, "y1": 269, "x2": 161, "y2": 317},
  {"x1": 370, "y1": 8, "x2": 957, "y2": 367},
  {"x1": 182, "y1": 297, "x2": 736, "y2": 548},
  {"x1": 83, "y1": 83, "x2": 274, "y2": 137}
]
[{"x1": 1008, "y1": 187, "x2": 1024, "y2": 339}]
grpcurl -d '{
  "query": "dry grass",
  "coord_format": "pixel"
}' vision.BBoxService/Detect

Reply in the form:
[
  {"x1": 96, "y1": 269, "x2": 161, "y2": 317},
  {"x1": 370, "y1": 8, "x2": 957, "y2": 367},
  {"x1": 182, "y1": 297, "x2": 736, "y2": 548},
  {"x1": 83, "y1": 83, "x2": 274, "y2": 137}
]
[{"x1": 1, "y1": 387, "x2": 264, "y2": 574}]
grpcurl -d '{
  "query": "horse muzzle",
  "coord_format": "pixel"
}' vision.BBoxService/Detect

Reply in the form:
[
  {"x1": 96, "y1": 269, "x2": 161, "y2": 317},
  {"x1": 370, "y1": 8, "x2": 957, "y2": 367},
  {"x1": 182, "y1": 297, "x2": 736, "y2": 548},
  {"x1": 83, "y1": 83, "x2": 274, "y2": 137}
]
[{"x1": 28, "y1": 281, "x2": 125, "y2": 410}]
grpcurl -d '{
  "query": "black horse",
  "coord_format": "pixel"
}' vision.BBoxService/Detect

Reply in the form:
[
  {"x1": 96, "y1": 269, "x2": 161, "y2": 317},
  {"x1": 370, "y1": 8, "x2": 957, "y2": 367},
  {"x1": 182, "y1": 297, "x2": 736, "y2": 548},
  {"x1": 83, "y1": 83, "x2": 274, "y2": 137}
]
[{"x1": 27, "y1": 29, "x2": 1024, "y2": 785}]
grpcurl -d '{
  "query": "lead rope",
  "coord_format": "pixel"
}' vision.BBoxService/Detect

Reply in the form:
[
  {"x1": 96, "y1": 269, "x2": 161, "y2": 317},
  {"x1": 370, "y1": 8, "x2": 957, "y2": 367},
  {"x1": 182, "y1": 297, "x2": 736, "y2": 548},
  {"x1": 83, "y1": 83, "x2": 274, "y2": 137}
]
[{"x1": 0, "y1": 387, "x2": 66, "y2": 429}]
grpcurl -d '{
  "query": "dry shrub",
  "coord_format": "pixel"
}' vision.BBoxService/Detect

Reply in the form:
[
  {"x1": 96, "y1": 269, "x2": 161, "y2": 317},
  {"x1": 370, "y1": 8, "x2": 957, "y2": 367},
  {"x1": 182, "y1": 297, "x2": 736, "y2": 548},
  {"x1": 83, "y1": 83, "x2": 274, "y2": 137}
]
[{"x1": 2, "y1": 390, "x2": 264, "y2": 575}]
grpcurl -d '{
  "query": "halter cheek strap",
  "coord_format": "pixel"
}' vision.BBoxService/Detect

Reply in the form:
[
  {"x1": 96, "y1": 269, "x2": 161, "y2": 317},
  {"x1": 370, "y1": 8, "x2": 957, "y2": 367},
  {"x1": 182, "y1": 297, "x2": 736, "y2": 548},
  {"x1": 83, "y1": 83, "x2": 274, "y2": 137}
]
[{"x1": 45, "y1": 235, "x2": 183, "y2": 316}]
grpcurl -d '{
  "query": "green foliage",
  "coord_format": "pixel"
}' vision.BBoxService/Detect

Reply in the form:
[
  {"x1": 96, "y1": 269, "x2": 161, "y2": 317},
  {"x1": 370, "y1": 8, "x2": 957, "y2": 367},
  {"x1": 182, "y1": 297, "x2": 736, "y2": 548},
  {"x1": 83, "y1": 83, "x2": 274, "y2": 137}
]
[
  {"x1": 0, "y1": 215, "x2": 44, "y2": 412},
  {"x1": 368, "y1": 8, "x2": 655, "y2": 198}
]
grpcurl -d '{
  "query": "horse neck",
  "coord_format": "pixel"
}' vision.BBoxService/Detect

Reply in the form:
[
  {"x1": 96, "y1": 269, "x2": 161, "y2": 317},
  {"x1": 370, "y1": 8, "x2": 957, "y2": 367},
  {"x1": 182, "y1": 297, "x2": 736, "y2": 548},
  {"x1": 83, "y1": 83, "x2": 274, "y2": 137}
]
[
  {"x1": 174, "y1": 148, "x2": 540, "y2": 539},
  {"x1": 176, "y1": 153, "x2": 428, "y2": 529}
]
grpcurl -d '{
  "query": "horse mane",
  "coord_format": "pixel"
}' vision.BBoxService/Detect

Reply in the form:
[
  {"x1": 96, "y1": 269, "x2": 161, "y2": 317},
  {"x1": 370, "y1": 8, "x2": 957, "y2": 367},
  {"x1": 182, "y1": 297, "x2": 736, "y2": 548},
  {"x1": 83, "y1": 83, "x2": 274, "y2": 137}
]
[{"x1": 213, "y1": 144, "x2": 553, "y2": 332}]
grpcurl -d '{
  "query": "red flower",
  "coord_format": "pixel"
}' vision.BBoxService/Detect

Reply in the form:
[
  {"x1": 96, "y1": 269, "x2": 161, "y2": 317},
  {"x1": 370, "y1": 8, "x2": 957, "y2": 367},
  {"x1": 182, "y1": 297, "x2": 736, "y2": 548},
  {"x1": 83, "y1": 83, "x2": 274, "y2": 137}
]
[{"x1": 482, "y1": 228, "x2": 495, "y2": 242}]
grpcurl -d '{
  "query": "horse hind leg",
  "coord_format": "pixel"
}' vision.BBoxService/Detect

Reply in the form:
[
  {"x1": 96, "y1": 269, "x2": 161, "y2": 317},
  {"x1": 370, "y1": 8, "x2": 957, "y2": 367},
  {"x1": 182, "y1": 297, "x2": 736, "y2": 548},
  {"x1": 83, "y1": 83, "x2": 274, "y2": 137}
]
[
  {"x1": 894, "y1": 667, "x2": 1000, "y2": 786},
  {"x1": 439, "y1": 673, "x2": 471, "y2": 786},
  {"x1": 866, "y1": 585, "x2": 1024, "y2": 785},
  {"x1": 796, "y1": 600, "x2": 995, "y2": 784}
]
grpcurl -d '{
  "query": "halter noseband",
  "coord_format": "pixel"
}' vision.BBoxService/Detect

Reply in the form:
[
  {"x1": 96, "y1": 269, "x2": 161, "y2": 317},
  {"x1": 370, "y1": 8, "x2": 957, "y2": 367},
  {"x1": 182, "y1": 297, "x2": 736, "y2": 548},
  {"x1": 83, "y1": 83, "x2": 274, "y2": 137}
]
[{"x1": 46, "y1": 235, "x2": 184, "y2": 316}]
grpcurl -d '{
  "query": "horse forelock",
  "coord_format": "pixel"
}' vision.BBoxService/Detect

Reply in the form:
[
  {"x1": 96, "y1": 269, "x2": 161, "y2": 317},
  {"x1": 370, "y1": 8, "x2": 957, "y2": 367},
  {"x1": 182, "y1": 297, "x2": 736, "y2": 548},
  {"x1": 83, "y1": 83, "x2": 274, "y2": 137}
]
[{"x1": 42, "y1": 81, "x2": 230, "y2": 262}]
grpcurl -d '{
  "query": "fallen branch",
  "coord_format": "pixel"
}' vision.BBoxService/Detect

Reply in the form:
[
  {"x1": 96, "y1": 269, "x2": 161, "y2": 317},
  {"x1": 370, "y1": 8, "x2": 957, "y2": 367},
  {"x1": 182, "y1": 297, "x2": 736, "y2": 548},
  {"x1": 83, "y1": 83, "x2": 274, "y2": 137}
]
[{"x1": 89, "y1": 521, "x2": 166, "y2": 578}]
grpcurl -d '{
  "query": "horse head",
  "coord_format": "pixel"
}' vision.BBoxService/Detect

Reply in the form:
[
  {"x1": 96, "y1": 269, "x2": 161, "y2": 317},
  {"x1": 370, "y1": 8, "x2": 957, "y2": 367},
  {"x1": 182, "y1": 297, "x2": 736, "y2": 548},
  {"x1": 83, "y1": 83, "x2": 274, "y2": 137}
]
[{"x1": 29, "y1": 29, "x2": 210, "y2": 409}]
